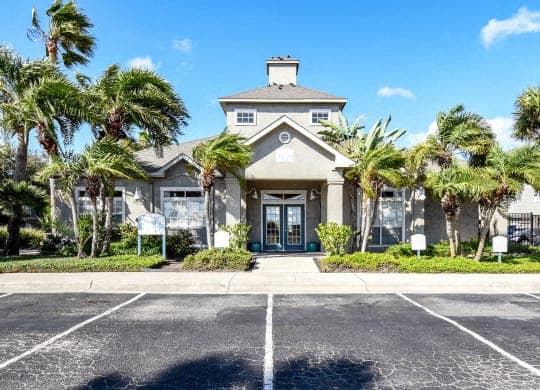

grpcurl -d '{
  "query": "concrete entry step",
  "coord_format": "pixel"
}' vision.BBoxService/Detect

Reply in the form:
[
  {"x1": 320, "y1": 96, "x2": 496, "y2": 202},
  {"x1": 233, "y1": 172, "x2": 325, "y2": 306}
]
[{"x1": 252, "y1": 255, "x2": 320, "y2": 273}]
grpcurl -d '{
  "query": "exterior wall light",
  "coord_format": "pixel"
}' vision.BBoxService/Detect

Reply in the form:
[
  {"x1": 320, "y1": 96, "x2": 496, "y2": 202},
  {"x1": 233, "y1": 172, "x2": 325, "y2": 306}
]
[
  {"x1": 310, "y1": 188, "x2": 321, "y2": 200},
  {"x1": 247, "y1": 188, "x2": 258, "y2": 199}
]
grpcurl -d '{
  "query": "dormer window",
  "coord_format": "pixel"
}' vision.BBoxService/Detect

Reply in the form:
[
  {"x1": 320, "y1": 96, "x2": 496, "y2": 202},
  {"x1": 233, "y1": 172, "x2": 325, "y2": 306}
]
[
  {"x1": 310, "y1": 109, "x2": 330, "y2": 125},
  {"x1": 235, "y1": 108, "x2": 256, "y2": 125}
]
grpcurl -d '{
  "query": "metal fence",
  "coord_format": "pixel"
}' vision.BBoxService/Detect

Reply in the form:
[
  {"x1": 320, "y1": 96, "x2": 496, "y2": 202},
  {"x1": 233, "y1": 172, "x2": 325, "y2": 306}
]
[{"x1": 507, "y1": 213, "x2": 540, "y2": 246}]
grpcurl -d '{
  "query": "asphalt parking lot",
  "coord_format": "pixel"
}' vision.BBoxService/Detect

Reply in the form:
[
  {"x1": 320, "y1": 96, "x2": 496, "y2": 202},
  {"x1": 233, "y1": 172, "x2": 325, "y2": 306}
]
[{"x1": 0, "y1": 293, "x2": 538, "y2": 389}]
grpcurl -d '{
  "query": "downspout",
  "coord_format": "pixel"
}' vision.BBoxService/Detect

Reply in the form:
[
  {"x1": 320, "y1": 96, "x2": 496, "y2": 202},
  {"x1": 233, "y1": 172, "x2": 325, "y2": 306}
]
[{"x1": 151, "y1": 181, "x2": 155, "y2": 213}]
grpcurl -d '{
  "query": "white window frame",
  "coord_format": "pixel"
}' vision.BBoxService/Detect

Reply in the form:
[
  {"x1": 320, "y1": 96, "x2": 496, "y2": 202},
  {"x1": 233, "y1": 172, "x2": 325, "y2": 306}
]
[
  {"x1": 75, "y1": 186, "x2": 126, "y2": 224},
  {"x1": 309, "y1": 108, "x2": 331, "y2": 125},
  {"x1": 234, "y1": 108, "x2": 257, "y2": 125},
  {"x1": 160, "y1": 186, "x2": 206, "y2": 229}
]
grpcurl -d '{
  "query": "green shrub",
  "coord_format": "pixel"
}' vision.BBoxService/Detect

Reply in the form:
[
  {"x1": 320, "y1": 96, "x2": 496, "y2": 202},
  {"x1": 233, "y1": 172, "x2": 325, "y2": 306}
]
[
  {"x1": 316, "y1": 222, "x2": 352, "y2": 255},
  {"x1": 385, "y1": 243, "x2": 415, "y2": 258},
  {"x1": 321, "y1": 251, "x2": 540, "y2": 273},
  {"x1": 113, "y1": 223, "x2": 195, "y2": 258},
  {"x1": 182, "y1": 248, "x2": 252, "y2": 271},
  {"x1": 0, "y1": 254, "x2": 164, "y2": 273},
  {"x1": 0, "y1": 226, "x2": 45, "y2": 249},
  {"x1": 223, "y1": 223, "x2": 252, "y2": 250},
  {"x1": 41, "y1": 234, "x2": 77, "y2": 256}
]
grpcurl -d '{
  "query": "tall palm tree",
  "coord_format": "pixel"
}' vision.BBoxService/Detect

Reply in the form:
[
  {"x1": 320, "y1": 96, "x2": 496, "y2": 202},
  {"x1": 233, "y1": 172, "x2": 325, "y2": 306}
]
[
  {"x1": 79, "y1": 138, "x2": 148, "y2": 257},
  {"x1": 28, "y1": 0, "x2": 95, "y2": 67},
  {"x1": 424, "y1": 165, "x2": 475, "y2": 257},
  {"x1": 85, "y1": 64, "x2": 189, "y2": 254},
  {"x1": 470, "y1": 145, "x2": 540, "y2": 261},
  {"x1": 513, "y1": 86, "x2": 540, "y2": 144},
  {"x1": 419, "y1": 105, "x2": 493, "y2": 255},
  {"x1": 28, "y1": 0, "x2": 96, "y2": 234},
  {"x1": 192, "y1": 132, "x2": 252, "y2": 248},
  {"x1": 0, "y1": 180, "x2": 46, "y2": 255}
]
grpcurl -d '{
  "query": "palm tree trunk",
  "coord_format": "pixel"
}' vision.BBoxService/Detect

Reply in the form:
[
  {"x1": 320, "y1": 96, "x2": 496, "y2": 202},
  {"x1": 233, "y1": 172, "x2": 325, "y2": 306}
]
[
  {"x1": 348, "y1": 185, "x2": 358, "y2": 251},
  {"x1": 90, "y1": 197, "x2": 99, "y2": 258},
  {"x1": 409, "y1": 188, "x2": 417, "y2": 233},
  {"x1": 101, "y1": 180, "x2": 115, "y2": 256},
  {"x1": 49, "y1": 157, "x2": 57, "y2": 235},
  {"x1": 360, "y1": 195, "x2": 373, "y2": 253},
  {"x1": 13, "y1": 131, "x2": 28, "y2": 183},
  {"x1": 6, "y1": 213, "x2": 21, "y2": 256},
  {"x1": 68, "y1": 190, "x2": 79, "y2": 243},
  {"x1": 204, "y1": 188, "x2": 212, "y2": 248},
  {"x1": 454, "y1": 207, "x2": 462, "y2": 256},
  {"x1": 474, "y1": 206, "x2": 496, "y2": 262},
  {"x1": 445, "y1": 213, "x2": 456, "y2": 258}
]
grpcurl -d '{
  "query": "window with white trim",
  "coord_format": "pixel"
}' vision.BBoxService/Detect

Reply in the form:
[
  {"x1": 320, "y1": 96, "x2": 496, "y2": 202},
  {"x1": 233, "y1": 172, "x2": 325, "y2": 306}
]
[
  {"x1": 310, "y1": 109, "x2": 330, "y2": 125},
  {"x1": 76, "y1": 188, "x2": 125, "y2": 224},
  {"x1": 235, "y1": 109, "x2": 256, "y2": 125},
  {"x1": 370, "y1": 188, "x2": 404, "y2": 246},
  {"x1": 161, "y1": 188, "x2": 205, "y2": 229}
]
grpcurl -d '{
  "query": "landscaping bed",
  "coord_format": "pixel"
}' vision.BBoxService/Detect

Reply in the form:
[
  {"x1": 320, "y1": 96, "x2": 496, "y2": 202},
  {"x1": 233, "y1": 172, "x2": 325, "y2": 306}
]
[
  {"x1": 181, "y1": 248, "x2": 253, "y2": 271},
  {"x1": 320, "y1": 252, "x2": 540, "y2": 273},
  {"x1": 0, "y1": 254, "x2": 165, "y2": 273}
]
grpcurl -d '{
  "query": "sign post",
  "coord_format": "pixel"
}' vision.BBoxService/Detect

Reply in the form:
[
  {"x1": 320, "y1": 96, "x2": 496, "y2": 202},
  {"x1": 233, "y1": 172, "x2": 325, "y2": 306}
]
[
  {"x1": 136, "y1": 213, "x2": 166, "y2": 259},
  {"x1": 411, "y1": 234, "x2": 427, "y2": 258},
  {"x1": 492, "y1": 236, "x2": 508, "y2": 264}
]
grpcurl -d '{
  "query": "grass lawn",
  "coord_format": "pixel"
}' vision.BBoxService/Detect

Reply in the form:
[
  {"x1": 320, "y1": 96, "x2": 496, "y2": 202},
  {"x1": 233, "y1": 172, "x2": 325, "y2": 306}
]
[
  {"x1": 0, "y1": 254, "x2": 165, "y2": 273},
  {"x1": 321, "y1": 252, "x2": 540, "y2": 273}
]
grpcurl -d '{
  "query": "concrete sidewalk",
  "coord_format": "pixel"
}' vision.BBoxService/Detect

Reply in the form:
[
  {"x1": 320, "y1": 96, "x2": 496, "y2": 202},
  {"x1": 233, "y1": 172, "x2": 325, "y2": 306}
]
[{"x1": 1, "y1": 272, "x2": 539, "y2": 294}]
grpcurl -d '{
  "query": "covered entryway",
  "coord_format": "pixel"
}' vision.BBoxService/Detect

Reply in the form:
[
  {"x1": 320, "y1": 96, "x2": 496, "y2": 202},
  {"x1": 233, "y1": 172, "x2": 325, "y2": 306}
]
[{"x1": 263, "y1": 204, "x2": 304, "y2": 251}]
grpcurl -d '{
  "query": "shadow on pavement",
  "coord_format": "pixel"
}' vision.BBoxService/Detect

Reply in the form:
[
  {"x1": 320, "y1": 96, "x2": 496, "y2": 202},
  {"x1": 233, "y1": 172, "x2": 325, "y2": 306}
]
[{"x1": 74, "y1": 354, "x2": 379, "y2": 389}]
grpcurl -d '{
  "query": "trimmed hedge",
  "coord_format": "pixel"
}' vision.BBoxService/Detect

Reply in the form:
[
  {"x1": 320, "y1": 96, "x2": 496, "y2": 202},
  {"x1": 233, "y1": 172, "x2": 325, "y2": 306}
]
[
  {"x1": 0, "y1": 254, "x2": 164, "y2": 273},
  {"x1": 182, "y1": 248, "x2": 253, "y2": 271},
  {"x1": 321, "y1": 252, "x2": 540, "y2": 273}
]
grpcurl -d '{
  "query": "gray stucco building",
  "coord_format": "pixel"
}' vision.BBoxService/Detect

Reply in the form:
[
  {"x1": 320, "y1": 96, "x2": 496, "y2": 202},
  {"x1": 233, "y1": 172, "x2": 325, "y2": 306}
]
[{"x1": 59, "y1": 56, "x2": 481, "y2": 251}]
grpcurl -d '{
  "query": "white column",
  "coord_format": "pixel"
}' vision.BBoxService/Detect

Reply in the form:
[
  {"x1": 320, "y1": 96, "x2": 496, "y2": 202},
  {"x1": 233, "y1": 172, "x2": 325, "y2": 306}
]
[{"x1": 326, "y1": 171, "x2": 344, "y2": 224}]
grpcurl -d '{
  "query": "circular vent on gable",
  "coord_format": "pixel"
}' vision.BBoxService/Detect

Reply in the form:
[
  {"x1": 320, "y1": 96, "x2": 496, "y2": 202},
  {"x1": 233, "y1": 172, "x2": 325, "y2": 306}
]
[{"x1": 279, "y1": 131, "x2": 291, "y2": 144}]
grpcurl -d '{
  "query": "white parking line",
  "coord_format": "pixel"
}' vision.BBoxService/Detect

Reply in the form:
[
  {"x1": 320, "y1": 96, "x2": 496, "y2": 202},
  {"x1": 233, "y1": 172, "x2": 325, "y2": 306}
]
[
  {"x1": 525, "y1": 293, "x2": 540, "y2": 300},
  {"x1": 0, "y1": 292, "x2": 146, "y2": 370},
  {"x1": 0, "y1": 293, "x2": 12, "y2": 299},
  {"x1": 263, "y1": 293, "x2": 273, "y2": 390},
  {"x1": 397, "y1": 293, "x2": 540, "y2": 377}
]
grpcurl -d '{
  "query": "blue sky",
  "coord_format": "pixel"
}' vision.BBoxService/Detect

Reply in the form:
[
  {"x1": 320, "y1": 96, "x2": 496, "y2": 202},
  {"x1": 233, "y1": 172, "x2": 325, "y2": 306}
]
[{"x1": 1, "y1": 0, "x2": 540, "y2": 152}]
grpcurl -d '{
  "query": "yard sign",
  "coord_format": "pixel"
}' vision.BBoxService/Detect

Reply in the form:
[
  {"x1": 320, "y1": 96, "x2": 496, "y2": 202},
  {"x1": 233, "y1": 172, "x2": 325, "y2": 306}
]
[{"x1": 136, "y1": 213, "x2": 166, "y2": 259}]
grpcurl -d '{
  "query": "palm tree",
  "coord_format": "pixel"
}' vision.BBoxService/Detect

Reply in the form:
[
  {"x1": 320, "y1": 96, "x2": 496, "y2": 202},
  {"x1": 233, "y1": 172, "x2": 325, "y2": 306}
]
[
  {"x1": 513, "y1": 87, "x2": 540, "y2": 144},
  {"x1": 192, "y1": 132, "x2": 252, "y2": 248},
  {"x1": 320, "y1": 114, "x2": 405, "y2": 251},
  {"x1": 0, "y1": 180, "x2": 46, "y2": 255},
  {"x1": 470, "y1": 145, "x2": 540, "y2": 261},
  {"x1": 28, "y1": 0, "x2": 95, "y2": 67},
  {"x1": 419, "y1": 105, "x2": 493, "y2": 255},
  {"x1": 36, "y1": 152, "x2": 85, "y2": 255},
  {"x1": 79, "y1": 138, "x2": 148, "y2": 257},
  {"x1": 424, "y1": 165, "x2": 475, "y2": 258},
  {"x1": 402, "y1": 144, "x2": 428, "y2": 234},
  {"x1": 85, "y1": 64, "x2": 189, "y2": 254},
  {"x1": 340, "y1": 117, "x2": 406, "y2": 252}
]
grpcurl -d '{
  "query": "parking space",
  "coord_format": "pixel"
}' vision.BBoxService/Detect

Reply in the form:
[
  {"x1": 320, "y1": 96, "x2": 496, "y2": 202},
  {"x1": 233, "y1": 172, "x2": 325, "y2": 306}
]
[{"x1": 0, "y1": 293, "x2": 538, "y2": 389}]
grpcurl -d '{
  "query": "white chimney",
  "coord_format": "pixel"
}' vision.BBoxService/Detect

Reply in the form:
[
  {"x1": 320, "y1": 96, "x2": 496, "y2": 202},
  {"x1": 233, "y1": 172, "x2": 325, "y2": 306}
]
[{"x1": 266, "y1": 56, "x2": 299, "y2": 85}]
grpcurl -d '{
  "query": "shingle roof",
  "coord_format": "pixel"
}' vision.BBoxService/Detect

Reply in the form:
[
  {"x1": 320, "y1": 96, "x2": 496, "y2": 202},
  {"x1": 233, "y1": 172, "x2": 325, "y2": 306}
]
[
  {"x1": 218, "y1": 84, "x2": 346, "y2": 102},
  {"x1": 135, "y1": 136, "x2": 214, "y2": 174}
]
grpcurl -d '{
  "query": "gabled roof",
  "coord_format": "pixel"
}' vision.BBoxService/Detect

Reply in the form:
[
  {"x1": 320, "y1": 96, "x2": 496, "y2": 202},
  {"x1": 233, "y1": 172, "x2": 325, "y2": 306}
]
[
  {"x1": 218, "y1": 84, "x2": 347, "y2": 109},
  {"x1": 245, "y1": 115, "x2": 354, "y2": 168},
  {"x1": 135, "y1": 137, "x2": 214, "y2": 177}
]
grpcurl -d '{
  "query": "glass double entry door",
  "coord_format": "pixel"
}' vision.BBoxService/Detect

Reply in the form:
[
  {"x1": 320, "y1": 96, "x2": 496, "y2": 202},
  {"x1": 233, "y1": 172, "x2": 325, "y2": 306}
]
[{"x1": 263, "y1": 204, "x2": 304, "y2": 251}]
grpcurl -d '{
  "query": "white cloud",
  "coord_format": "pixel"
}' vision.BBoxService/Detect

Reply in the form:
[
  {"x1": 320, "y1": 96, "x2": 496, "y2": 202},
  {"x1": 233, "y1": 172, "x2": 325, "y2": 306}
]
[
  {"x1": 481, "y1": 7, "x2": 540, "y2": 47},
  {"x1": 173, "y1": 38, "x2": 193, "y2": 52},
  {"x1": 128, "y1": 56, "x2": 159, "y2": 71},
  {"x1": 377, "y1": 86, "x2": 415, "y2": 99},
  {"x1": 487, "y1": 117, "x2": 523, "y2": 150},
  {"x1": 405, "y1": 121, "x2": 438, "y2": 147}
]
